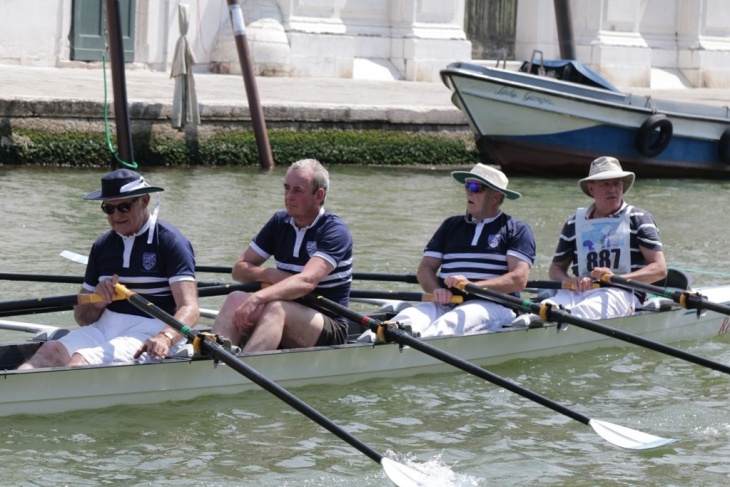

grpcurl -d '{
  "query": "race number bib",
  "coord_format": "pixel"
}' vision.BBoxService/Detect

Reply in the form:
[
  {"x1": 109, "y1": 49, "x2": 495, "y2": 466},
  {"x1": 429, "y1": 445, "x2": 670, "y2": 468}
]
[{"x1": 575, "y1": 207, "x2": 631, "y2": 277}]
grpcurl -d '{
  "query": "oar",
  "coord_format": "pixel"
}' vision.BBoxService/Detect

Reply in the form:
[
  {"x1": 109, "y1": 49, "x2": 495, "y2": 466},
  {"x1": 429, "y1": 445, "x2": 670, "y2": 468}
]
[
  {"x1": 195, "y1": 265, "x2": 421, "y2": 283},
  {"x1": 0, "y1": 283, "x2": 261, "y2": 318},
  {"x1": 58, "y1": 251, "x2": 571, "y2": 289},
  {"x1": 61, "y1": 251, "x2": 422, "y2": 284},
  {"x1": 113, "y1": 284, "x2": 428, "y2": 486},
  {"x1": 0, "y1": 319, "x2": 62, "y2": 335},
  {"x1": 0, "y1": 306, "x2": 73, "y2": 318},
  {"x1": 599, "y1": 274, "x2": 730, "y2": 316},
  {"x1": 0, "y1": 272, "x2": 84, "y2": 284},
  {"x1": 302, "y1": 294, "x2": 674, "y2": 450},
  {"x1": 0, "y1": 291, "x2": 111, "y2": 314},
  {"x1": 0, "y1": 272, "x2": 239, "y2": 287},
  {"x1": 454, "y1": 282, "x2": 730, "y2": 377},
  {"x1": 349, "y1": 290, "x2": 462, "y2": 303}
]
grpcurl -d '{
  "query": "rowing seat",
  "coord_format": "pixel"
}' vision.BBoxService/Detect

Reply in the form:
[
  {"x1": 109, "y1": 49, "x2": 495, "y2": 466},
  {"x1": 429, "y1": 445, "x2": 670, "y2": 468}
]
[
  {"x1": 639, "y1": 268, "x2": 692, "y2": 312},
  {"x1": 651, "y1": 268, "x2": 692, "y2": 291}
]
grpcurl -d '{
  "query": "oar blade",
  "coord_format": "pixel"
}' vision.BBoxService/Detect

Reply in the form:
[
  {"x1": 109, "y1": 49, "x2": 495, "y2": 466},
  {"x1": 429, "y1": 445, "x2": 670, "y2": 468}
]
[
  {"x1": 381, "y1": 458, "x2": 432, "y2": 487},
  {"x1": 60, "y1": 250, "x2": 89, "y2": 265},
  {"x1": 589, "y1": 419, "x2": 677, "y2": 450}
]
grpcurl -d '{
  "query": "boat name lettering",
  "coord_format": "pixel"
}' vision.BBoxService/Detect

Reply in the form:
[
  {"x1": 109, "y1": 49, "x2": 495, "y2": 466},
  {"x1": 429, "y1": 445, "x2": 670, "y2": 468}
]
[
  {"x1": 495, "y1": 87, "x2": 518, "y2": 99},
  {"x1": 522, "y1": 92, "x2": 555, "y2": 106}
]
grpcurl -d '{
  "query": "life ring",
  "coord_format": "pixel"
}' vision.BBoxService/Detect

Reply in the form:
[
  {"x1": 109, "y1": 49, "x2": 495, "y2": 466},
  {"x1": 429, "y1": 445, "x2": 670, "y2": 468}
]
[
  {"x1": 718, "y1": 127, "x2": 730, "y2": 164},
  {"x1": 635, "y1": 114, "x2": 672, "y2": 157}
]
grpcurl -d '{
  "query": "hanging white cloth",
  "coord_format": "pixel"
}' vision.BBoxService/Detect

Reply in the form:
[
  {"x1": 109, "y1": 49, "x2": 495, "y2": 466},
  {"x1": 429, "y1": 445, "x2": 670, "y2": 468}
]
[{"x1": 170, "y1": 4, "x2": 200, "y2": 129}]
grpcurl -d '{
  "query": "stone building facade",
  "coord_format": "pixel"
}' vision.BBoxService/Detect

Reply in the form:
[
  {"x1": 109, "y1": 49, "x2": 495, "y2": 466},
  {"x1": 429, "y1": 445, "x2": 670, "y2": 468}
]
[{"x1": 1, "y1": 0, "x2": 729, "y2": 87}]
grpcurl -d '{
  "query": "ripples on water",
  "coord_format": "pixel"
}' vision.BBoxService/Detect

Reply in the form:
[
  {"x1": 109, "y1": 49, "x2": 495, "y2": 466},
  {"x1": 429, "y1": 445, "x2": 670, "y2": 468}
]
[{"x1": 2, "y1": 167, "x2": 730, "y2": 485}]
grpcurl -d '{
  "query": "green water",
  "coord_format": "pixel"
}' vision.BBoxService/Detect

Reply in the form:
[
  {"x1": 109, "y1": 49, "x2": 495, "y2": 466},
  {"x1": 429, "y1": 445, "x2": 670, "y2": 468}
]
[{"x1": 1, "y1": 166, "x2": 730, "y2": 486}]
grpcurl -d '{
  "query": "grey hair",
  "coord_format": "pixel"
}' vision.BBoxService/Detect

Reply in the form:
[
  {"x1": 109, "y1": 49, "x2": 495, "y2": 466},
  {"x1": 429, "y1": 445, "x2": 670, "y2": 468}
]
[{"x1": 287, "y1": 159, "x2": 330, "y2": 202}]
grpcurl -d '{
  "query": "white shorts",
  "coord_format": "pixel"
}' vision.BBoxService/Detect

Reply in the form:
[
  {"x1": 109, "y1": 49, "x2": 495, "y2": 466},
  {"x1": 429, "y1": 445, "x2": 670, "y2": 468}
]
[
  {"x1": 543, "y1": 288, "x2": 641, "y2": 320},
  {"x1": 390, "y1": 300, "x2": 516, "y2": 337},
  {"x1": 58, "y1": 309, "x2": 186, "y2": 365}
]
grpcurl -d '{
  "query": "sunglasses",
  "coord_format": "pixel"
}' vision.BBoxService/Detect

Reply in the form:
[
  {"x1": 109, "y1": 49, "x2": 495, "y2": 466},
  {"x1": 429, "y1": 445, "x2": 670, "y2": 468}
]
[
  {"x1": 464, "y1": 181, "x2": 487, "y2": 193},
  {"x1": 101, "y1": 197, "x2": 140, "y2": 215}
]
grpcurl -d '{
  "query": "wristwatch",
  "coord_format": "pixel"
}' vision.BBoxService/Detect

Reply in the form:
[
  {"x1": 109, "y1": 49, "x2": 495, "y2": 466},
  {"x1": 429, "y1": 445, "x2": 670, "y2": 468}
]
[{"x1": 162, "y1": 331, "x2": 175, "y2": 343}]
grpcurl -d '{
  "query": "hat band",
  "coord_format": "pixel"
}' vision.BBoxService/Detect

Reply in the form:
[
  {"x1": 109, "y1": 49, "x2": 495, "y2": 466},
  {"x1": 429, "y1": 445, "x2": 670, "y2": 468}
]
[{"x1": 120, "y1": 177, "x2": 149, "y2": 193}]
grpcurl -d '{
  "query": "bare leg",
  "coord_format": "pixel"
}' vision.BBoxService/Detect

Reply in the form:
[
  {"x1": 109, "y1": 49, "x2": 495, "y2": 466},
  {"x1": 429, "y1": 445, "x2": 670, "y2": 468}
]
[
  {"x1": 244, "y1": 301, "x2": 325, "y2": 352},
  {"x1": 17, "y1": 340, "x2": 71, "y2": 370},
  {"x1": 211, "y1": 291, "x2": 249, "y2": 345},
  {"x1": 212, "y1": 291, "x2": 264, "y2": 346}
]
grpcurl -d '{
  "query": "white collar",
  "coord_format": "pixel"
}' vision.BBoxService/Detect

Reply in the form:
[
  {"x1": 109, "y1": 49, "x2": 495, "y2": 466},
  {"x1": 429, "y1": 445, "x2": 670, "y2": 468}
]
[{"x1": 289, "y1": 206, "x2": 325, "y2": 230}]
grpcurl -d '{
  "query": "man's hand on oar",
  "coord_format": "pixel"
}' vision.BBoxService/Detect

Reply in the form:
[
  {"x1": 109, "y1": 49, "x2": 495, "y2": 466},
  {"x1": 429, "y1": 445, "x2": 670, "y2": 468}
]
[{"x1": 304, "y1": 292, "x2": 675, "y2": 450}]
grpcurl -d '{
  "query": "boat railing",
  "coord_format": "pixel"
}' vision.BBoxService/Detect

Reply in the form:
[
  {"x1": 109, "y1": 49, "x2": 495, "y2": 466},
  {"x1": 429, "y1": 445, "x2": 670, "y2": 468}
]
[{"x1": 524, "y1": 50, "x2": 546, "y2": 77}]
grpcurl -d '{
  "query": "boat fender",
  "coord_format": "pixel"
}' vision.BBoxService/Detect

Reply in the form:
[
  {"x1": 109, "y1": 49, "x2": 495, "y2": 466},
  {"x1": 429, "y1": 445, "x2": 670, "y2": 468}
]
[
  {"x1": 718, "y1": 127, "x2": 730, "y2": 164},
  {"x1": 635, "y1": 114, "x2": 672, "y2": 157}
]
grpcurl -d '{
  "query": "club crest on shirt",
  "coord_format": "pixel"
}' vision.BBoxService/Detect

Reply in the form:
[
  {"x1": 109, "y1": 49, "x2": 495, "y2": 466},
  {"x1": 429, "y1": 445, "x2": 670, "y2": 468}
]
[
  {"x1": 306, "y1": 241, "x2": 317, "y2": 257},
  {"x1": 487, "y1": 234, "x2": 501, "y2": 248},
  {"x1": 143, "y1": 252, "x2": 157, "y2": 270}
]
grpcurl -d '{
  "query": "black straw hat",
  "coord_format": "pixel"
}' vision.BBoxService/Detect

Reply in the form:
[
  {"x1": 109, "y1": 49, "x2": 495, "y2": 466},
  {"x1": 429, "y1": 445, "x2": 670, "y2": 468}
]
[{"x1": 83, "y1": 169, "x2": 164, "y2": 201}]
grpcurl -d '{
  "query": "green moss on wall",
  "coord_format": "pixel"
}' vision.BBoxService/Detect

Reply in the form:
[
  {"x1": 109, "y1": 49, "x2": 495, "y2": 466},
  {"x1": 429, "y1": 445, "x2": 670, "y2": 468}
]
[{"x1": 0, "y1": 128, "x2": 478, "y2": 168}]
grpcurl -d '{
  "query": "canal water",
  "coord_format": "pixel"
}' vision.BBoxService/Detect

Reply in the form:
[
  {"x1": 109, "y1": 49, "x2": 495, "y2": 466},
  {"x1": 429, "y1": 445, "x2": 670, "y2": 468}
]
[{"x1": 1, "y1": 165, "x2": 730, "y2": 486}]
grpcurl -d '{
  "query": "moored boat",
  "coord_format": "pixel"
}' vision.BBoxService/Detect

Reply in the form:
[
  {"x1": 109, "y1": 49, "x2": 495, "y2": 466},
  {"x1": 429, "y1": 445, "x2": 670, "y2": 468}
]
[
  {"x1": 440, "y1": 59, "x2": 730, "y2": 178},
  {"x1": 3, "y1": 284, "x2": 730, "y2": 418}
]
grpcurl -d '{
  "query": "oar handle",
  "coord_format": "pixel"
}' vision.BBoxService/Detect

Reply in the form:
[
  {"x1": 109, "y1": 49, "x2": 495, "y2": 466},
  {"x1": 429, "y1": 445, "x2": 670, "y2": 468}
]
[
  {"x1": 77, "y1": 289, "x2": 125, "y2": 305},
  {"x1": 424, "y1": 294, "x2": 463, "y2": 304},
  {"x1": 525, "y1": 280, "x2": 578, "y2": 290},
  {"x1": 601, "y1": 274, "x2": 676, "y2": 298}
]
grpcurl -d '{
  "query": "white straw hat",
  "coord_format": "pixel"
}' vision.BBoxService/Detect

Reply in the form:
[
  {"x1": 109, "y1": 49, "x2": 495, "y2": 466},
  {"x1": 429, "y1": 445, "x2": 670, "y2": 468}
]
[{"x1": 451, "y1": 163, "x2": 521, "y2": 200}]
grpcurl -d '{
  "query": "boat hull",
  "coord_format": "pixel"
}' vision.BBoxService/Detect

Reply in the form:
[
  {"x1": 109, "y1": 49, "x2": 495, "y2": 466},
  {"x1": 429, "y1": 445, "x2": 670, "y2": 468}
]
[
  {"x1": 441, "y1": 62, "x2": 730, "y2": 177},
  {"x1": 3, "y1": 288, "x2": 730, "y2": 417}
]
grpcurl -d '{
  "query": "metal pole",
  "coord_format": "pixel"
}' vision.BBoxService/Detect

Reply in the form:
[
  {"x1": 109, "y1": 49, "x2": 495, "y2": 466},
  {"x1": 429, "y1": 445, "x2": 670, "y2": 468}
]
[
  {"x1": 105, "y1": 0, "x2": 134, "y2": 167},
  {"x1": 553, "y1": 0, "x2": 576, "y2": 60},
  {"x1": 226, "y1": 0, "x2": 274, "y2": 170}
]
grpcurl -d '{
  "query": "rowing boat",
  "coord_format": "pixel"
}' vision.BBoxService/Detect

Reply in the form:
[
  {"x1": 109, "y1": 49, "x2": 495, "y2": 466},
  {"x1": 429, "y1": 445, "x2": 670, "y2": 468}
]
[
  {"x1": 2, "y1": 284, "x2": 730, "y2": 418},
  {"x1": 440, "y1": 58, "x2": 730, "y2": 178}
]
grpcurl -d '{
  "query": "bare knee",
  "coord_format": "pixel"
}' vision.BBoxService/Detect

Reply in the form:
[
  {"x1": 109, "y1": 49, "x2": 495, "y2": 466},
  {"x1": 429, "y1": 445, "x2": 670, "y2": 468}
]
[
  {"x1": 260, "y1": 300, "x2": 286, "y2": 319},
  {"x1": 19, "y1": 340, "x2": 70, "y2": 369}
]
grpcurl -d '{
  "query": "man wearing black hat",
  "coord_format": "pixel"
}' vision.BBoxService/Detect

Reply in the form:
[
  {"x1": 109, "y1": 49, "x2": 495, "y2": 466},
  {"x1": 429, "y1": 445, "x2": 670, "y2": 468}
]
[
  {"x1": 544, "y1": 156, "x2": 667, "y2": 319},
  {"x1": 19, "y1": 169, "x2": 199, "y2": 369}
]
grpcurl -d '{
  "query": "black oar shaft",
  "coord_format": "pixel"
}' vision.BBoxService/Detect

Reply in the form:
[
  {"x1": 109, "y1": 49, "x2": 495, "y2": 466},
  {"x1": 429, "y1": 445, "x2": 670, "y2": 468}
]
[
  {"x1": 2, "y1": 268, "x2": 569, "y2": 292},
  {"x1": 460, "y1": 283, "x2": 730, "y2": 376},
  {"x1": 0, "y1": 294, "x2": 80, "y2": 313},
  {"x1": 0, "y1": 306, "x2": 73, "y2": 318},
  {"x1": 606, "y1": 275, "x2": 730, "y2": 316},
  {"x1": 0, "y1": 273, "x2": 84, "y2": 284},
  {"x1": 196, "y1": 282, "x2": 261, "y2": 297},
  {"x1": 117, "y1": 285, "x2": 386, "y2": 467},
  {"x1": 304, "y1": 294, "x2": 591, "y2": 426}
]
